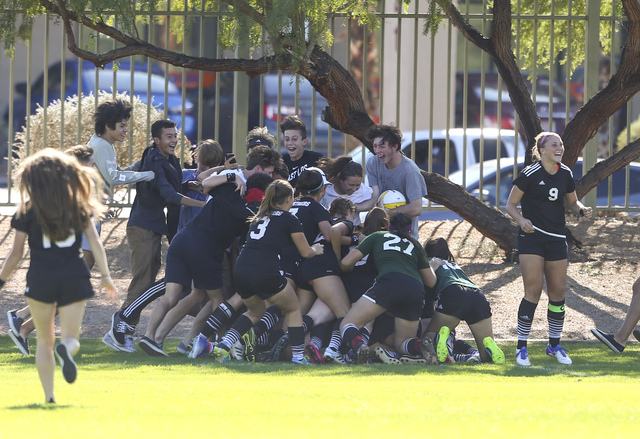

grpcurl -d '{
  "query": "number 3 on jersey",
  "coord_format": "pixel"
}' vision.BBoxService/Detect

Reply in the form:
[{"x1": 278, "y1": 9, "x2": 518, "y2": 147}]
[
  {"x1": 382, "y1": 233, "x2": 414, "y2": 255},
  {"x1": 250, "y1": 218, "x2": 271, "y2": 240}
]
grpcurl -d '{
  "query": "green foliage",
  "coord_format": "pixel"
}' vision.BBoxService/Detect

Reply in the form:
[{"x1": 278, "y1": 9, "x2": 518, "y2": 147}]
[
  {"x1": 0, "y1": 0, "x2": 43, "y2": 56},
  {"x1": 616, "y1": 113, "x2": 640, "y2": 150},
  {"x1": 512, "y1": 0, "x2": 623, "y2": 75}
]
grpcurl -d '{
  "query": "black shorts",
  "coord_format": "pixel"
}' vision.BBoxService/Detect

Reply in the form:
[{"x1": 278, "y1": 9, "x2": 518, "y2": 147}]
[
  {"x1": 165, "y1": 230, "x2": 223, "y2": 290},
  {"x1": 300, "y1": 252, "x2": 340, "y2": 283},
  {"x1": 435, "y1": 285, "x2": 492, "y2": 325},
  {"x1": 369, "y1": 312, "x2": 395, "y2": 345},
  {"x1": 517, "y1": 231, "x2": 567, "y2": 261},
  {"x1": 234, "y1": 251, "x2": 288, "y2": 300},
  {"x1": 363, "y1": 273, "x2": 424, "y2": 321},
  {"x1": 420, "y1": 297, "x2": 435, "y2": 319},
  {"x1": 25, "y1": 275, "x2": 94, "y2": 307},
  {"x1": 341, "y1": 268, "x2": 375, "y2": 304}
]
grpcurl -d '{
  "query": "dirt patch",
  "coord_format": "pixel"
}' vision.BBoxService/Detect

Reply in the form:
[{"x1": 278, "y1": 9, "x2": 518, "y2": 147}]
[{"x1": 1, "y1": 213, "x2": 639, "y2": 341}]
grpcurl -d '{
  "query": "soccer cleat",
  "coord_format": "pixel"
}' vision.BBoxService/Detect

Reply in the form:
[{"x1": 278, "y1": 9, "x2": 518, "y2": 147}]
[
  {"x1": 434, "y1": 326, "x2": 452, "y2": 363},
  {"x1": 322, "y1": 347, "x2": 346, "y2": 364},
  {"x1": 213, "y1": 344, "x2": 230, "y2": 363},
  {"x1": 420, "y1": 337, "x2": 439, "y2": 365},
  {"x1": 189, "y1": 335, "x2": 209, "y2": 359},
  {"x1": 374, "y1": 347, "x2": 402, "y2": 365},
  {"x1": 102, "y1": 331, "x2": 123, "y2": 352},
  {"x1": 399, "y1": 355, "x2": 427, "y2": 365},
  {"x1": 242, "y1": 328, "x2": 258, "y2": 362},
  {"x1": 304, "y1": 343, "x2": 326, "y2": 364},
  {"x1": 54, "y1": 343, "x2": 77, "y2": 384},
  {"x1": 291, "y1": 357, "x2": 312, "y2": 365},
  {"x1": 515, "y1": 346, "x2": 531, "y2": 367},
  {"x1": 546, "y1": 344, "x2": 572, "y2": 365},
  {"x1": 356, "y1": 344, "x2": 370, "y2": 364},
  {"x1": 483, "y1": 337, "x2": 505, "y2": 364},
  {"x1": 7, "y1": 329, "x2": 30, "y2": 356},
  {"x1": 138, "y1": 336, "x2": 169, "y2": 357},
  {"x1": 269, "y1": 333, "x2": 290, "y2": 362},
  {"x1": 230, "y1": 340, "x2": 246, "y2": 361},
  {"x1": 176, "y1": 342, "x2": 190, "y2": 355},
  {"x1": 633, "y1": 328, "x2": 640, "y2": 343},
  {"x1": 452, "y1": 352, "x2": 481, "y2": 364},
  {"x1": 6, "y1": 310, "x2": 24, "y2": 335},
  {"x1": 591, "y1": 328, "x2": 624, "y2": 354}
]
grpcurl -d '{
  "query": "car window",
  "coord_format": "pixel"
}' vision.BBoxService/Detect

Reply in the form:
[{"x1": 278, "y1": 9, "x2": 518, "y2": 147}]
[
  {"x1": 472, "y1": 139, "x2": 509, "y2": 162},
  {"x1": 403, "y1": 139, "x2": 459, "y2": 175},
  {"x1": 84, "y1": 70, "x2": 179, "y2": 94},
  {"x1": 33, "y1": 65, "x2": 75, "y2": 96}
]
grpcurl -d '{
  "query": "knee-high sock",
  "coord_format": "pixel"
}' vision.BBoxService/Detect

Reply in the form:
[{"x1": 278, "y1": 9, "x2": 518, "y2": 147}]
[
  {"x1": 517, "y1": 299, "x2": 538, "y2": 350},
  {"x1": 289, "y1": 326, "x2": 305, "y2": 361},
  {"x1": 341, "y1": 323, "x2": 363, "y2": 350},
  {"x1": 326, "y1": 318, "x2": 344, "y2": 352},
  {"x1": 201, "y1": 301, "x2": 236, "y2": 339},
  {"x1": 219, "y1": 314, "x2": 253, "y2": 350},
  {"x1": 547, "y1": 299, "x2": 566, "y2": 347},
  {"x1": 254, "y1": 306, "x2": 282, "y2": 344}
]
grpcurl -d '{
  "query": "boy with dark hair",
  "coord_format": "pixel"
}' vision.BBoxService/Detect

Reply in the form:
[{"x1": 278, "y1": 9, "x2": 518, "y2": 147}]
[
  {"x1": 280, "y1": 115, "x2": 323, "y2": 187},
  {"x1": 90, "y1": 98, "x2": 155, "y2": 188},
  {"x1": 246, "y1": 126, "x2": 276, "y2": 151},
  {"x1": 365, "y1": 123, "x2": 427, "y2": 240}
]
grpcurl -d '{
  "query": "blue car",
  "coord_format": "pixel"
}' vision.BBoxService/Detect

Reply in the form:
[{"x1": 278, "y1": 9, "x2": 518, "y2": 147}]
[{"x1": 5, "y1": 59, "x2": 196, "y2": 142}]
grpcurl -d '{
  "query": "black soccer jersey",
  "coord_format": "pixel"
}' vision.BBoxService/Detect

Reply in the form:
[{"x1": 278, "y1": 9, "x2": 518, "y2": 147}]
[
  {"x1": 512, "y1": 162, "x2": 576, "y2": 237},
  {"x1": 242, "y1": 210, "x2": 304, "y2": 255},
  {"x1": 185, "y1": 183, "x2": 255, "y2": 251},
  {"x1": 11, "y1": 209, "x2": 89, "y2": 280},
  {"x1": 290, "y1": 197, "x2": 332, "y2": 245}
]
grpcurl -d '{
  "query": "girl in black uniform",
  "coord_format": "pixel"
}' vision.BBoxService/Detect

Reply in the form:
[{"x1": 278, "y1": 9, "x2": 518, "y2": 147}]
[
  {"x1": 506, "y1": 132, "x2": 592, "y2": 367},
  {"x1": 291, "y1": 169, "x2": 353, "y2": 363},
  {"x1": 0, "y1": 149, "x2": 116, "y2": 404},
  {"x1": 192, "y1": 180, "x2": 324, "y2": 363}
]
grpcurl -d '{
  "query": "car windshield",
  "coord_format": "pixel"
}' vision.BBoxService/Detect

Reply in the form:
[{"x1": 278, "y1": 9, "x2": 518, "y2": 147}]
[{"x1": 83, "y1": 70, "x2": 179, "y2": 94}]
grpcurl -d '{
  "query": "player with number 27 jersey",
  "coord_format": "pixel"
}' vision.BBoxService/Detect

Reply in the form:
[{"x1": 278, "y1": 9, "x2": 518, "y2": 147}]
[{"x1": 355, "y1": 231, "x2": 430, "y2": 283}]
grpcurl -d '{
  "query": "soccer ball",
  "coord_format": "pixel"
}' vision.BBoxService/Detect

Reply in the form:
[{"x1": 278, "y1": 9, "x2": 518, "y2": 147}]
[{"x1": 377, "y1": 190, "x2": 407, "y2": 210}]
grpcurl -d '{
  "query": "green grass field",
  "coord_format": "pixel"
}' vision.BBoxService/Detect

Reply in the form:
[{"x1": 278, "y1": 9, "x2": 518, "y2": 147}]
[{"x1": 1, "y1": 338, "x2": 639, "y2": 438}]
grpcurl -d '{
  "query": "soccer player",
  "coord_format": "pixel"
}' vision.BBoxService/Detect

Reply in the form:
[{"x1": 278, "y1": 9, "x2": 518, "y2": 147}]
[
  {"x1": 505, "y1": 131, "x2": 592, "y2": 366},
  {"x1": 423, "y1": 237, "x2": 505, "y2": 364},
  {"x1": 0, "y1": 149, "x2": 116, "y2": 404},
  {"x1": 190, "y1": 180, "x2": 324, "y2": 364},
  {"x1": 339, "y1": 213, "x2": 438, "y2": 364}
]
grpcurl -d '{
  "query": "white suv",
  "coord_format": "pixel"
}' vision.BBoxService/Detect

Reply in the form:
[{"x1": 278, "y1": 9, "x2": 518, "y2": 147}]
[{"x1": 348, "y1": 128, "x2": 525, "y2": 176}]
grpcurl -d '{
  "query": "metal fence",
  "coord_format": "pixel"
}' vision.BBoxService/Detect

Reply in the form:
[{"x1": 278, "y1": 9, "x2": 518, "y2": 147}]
[{"x1": 0, "y1": 0, "x2": 637, "y2": 214}]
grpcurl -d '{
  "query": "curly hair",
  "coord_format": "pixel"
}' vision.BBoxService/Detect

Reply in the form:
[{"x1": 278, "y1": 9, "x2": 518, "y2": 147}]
[
  {"x1": 366, "y1": 124, "x2": 403, "y2": 151},
  {"x1": 93, "y1": 99, "x2": 132, "y2": 136}
]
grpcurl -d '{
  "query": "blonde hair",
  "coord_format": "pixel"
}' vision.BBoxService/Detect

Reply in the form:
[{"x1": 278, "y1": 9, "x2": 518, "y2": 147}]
[
  {"x1": 16, "y1": 148, "x2": 107, "y2": 241},
  {"x1": 250, "y1": 180, "x2": 294, "y2": 223},
  {"x1": 532, "y1": 132, "x2": 562, "y2": 162}
]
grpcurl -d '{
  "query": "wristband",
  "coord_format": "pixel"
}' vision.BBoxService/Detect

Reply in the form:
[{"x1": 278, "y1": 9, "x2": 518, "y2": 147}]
[
  {"x1": 351, "y1": 234, "x2": 359, "y2": 245},
  {"x1": 227, "y1": 173, "x2": 236, "y2": 183},
  {"x1": 0, "y1": 279, "x2": 5, "y2": 288}
]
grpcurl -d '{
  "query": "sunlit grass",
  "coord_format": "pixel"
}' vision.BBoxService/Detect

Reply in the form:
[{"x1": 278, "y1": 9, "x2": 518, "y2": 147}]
[{"x1": 1, "y1": 338, "x2": 639, "y2": 438}]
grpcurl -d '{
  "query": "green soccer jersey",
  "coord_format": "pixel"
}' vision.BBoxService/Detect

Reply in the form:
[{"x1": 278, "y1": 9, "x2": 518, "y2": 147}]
[
  {"x1": 428, "y1": 259, "x2": 478, "y2": 296},
  {"x1": 355, "y1": 231, "x2": 430, "y2": 283}
]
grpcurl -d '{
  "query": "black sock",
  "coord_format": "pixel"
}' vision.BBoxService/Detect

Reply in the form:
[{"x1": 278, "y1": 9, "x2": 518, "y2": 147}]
[
  {"x1": 517, "y1": 299, "x2": 537, "y2": 350},
  {"x1": 202, "y1": 301, "x2": 235, "y2": 338},
  {"x1": 220, "y1": 314, "x2": 253, "y2": 350},
  {"x1": 302, "y1": 314, "x2": 314, "y2": 334},
  {"x1": 548, "y1": 299, "x2": 566, "y2": 347}
]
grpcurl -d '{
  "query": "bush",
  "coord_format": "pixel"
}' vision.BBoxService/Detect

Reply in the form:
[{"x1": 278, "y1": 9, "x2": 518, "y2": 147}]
[{"x1": 10, "y1": 90, "x2": 181, "y2": 171}]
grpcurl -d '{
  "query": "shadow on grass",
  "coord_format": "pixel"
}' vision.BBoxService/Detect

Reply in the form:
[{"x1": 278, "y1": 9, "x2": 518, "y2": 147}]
[
  {"x1": 6, "y1": 403, "x2": 72, "y2": 410},
  {"x1": 3, "y1": 337, "x2": 640, "y2": 379}
]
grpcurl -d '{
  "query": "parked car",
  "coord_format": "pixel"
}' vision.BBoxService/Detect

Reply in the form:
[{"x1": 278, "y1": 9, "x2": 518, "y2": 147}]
[
  {"x1": 348, "y1": 128, "x2": 526, "y2": 175},
  {"x1": 262, "y1": 73, "x2": 345, "y2": 155},
  {"x1": 449, "y1": 157, "x2": 640, "y2": 210},
  {"x1": 4, "y1": 59, "x2": 196, "y2": 143},
  {"x1": 455, "y1": 71, "x2": 581, "y2": 134}
]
